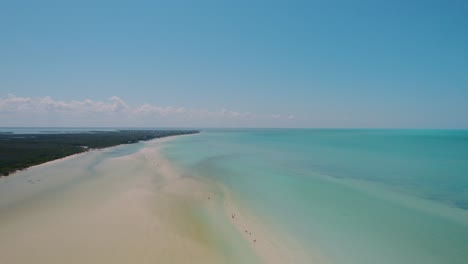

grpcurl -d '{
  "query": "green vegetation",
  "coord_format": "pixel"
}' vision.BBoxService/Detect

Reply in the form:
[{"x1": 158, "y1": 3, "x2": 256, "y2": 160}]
[{"x1": 0, "y1": 130, "x2": 199, "y2": 176}]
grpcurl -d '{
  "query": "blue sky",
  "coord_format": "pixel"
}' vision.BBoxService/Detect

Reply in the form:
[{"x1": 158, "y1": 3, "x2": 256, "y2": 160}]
[{"x1": 1, "y1": 1, "x2": 467, "y2": 128}]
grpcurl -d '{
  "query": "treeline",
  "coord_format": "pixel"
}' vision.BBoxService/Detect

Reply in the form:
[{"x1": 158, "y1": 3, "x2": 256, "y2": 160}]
[{"x1": 0, "y1": 130, "x2": 199, "y2": 176}]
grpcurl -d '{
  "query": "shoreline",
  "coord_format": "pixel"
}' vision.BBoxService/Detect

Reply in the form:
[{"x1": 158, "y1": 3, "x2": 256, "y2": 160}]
[
  {"x1": 220, "y1": 185, "x2": 318, "y2": 263},
  {"x1": 154, "y1": 134, "x2": 316, "y2": 263},
  {"x1": 0, "y1": 131, "x2": 313, "y2": 263},
  {"x1": 0, "y1": 130, "x2": 199, "y2": 177}
]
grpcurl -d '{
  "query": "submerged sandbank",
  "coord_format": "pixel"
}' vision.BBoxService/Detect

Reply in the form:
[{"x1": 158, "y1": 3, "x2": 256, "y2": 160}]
[{"x1": 0, "y1": 135, "x2": 308, "y2": 264}]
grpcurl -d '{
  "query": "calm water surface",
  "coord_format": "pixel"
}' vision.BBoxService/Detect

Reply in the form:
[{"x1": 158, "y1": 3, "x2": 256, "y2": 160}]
[{"x1": 162, "y1": 129, "x2": 468, "y2": 264}]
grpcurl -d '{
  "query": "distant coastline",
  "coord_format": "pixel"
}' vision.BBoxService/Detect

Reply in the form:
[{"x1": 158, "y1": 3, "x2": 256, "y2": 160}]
[{"x1": 0, "y1": 129, "x2": 199, "y2": 177}]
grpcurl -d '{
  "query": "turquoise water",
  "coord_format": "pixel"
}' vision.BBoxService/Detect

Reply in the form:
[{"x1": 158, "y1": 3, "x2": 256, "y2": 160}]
[{"x1": 162, "y1": 129, "x2": 468, "y2": 264}]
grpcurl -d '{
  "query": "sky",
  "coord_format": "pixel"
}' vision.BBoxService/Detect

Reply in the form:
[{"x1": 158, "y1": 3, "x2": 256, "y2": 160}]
[{"x1": 1, "y1": 0, "x2": 467, "y2": 128}]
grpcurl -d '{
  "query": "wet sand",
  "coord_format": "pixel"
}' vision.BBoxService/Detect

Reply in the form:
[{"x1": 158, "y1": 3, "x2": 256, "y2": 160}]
[{"x1": 0, "y1": 136, "x2": 306, "y2": 264}]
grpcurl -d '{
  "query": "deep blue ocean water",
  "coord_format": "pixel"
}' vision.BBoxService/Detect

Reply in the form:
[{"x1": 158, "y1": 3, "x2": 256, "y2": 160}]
[{"x1": 162, "y1": 129, "x2": 468, "y2": 264}]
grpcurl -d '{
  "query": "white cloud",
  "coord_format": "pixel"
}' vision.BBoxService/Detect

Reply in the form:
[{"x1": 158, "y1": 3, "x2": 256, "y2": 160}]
[
  {"x1": 271, "y1": 113, "x2": 295, "y2": 120},
  {"x1": 0, "y1": 94, "x2": 130, "y2": 114},
  {"x1": 0, "y1": 95, "x2": 296, "y2": 127}
]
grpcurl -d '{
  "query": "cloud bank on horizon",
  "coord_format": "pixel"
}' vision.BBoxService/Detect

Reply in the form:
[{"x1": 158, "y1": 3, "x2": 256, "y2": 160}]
[{"x1": 0, "y1": 95, "x2": 295, "y2": 127}]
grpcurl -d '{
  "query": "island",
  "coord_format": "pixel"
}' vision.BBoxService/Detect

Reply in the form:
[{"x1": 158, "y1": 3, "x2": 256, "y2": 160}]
[{"x1": 0, "y1": 129, "x2": 199, "y2": 176}]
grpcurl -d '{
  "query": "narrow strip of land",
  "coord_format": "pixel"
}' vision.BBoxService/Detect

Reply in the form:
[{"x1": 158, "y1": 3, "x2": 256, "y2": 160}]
[{"x1": 0, "y1": 130, "x2": 199, "y2": 176}]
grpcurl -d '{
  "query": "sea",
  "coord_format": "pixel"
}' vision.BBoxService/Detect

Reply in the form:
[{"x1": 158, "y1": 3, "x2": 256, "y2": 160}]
[{"x1": 161, "y1": 129, "x2": 468, "y2": 264}]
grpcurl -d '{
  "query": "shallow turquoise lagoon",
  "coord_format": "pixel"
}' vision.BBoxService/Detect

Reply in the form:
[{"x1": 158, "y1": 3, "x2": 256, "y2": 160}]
[{"x1": 162, "y1": 129, "x2": 468, "y2": 264}]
